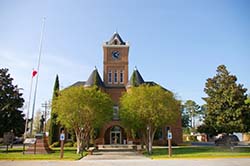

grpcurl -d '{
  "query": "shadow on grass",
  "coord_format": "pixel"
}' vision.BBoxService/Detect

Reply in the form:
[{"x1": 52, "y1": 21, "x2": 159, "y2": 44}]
[
  {"x1": 0, "y1": 147, "x2": 85, "y2": 160},
  {"x1": 146, "y1": 146, "x2": 250, "y2": 157}
]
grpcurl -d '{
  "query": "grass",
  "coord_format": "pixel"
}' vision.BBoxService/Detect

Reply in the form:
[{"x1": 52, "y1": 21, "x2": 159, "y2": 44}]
[
  {"x1": 0, "y1": 147, "x2": 86, "y2": 160},
  {"x1": 145, "y1": 146, "x2": 250, "y2": 159},
  {"x1": 1, "y1": 145, "x2": 250, "y2": 160}
]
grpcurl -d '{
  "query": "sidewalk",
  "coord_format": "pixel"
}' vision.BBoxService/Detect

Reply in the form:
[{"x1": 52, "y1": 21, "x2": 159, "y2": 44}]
[{"x1": 81, "y1": 150, "x2": 150, "y2": 160}]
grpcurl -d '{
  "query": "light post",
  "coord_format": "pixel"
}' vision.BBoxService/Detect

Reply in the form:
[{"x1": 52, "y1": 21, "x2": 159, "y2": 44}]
[
  {"x1": 167, "y1": 129, "x2": 172, "y2": 157},
  {"x1": 147, "y1": 125, "x2": 151, "y2": 154}
]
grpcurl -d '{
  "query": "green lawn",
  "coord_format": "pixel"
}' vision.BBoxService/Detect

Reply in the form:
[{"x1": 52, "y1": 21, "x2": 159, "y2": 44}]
[
  {"x1": 145, "y1": 146, "x2": 250, "y2": 159},
  {"x1": 0, "y1": 147, "x2": 85, "y2": 160}
]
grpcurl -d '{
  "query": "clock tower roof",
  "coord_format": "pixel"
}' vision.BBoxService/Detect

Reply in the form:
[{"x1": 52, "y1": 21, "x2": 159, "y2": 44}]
[{"x1": 105, "y1": 32, "x2": 127, "y2": 45}]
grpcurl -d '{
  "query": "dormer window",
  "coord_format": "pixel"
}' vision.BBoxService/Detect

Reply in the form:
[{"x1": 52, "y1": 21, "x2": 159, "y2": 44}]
[{"x1": 114, "y1": 40, "x2": 118, "y2": 45}]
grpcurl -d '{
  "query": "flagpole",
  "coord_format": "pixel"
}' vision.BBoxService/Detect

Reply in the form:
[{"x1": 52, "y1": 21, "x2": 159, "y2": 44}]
[
  {"x1": 30, "y1": 17, "x2": 46, "y2": 135},
  {"x1": 24, "y1": 70, "x2": 35, "y2": 138}
]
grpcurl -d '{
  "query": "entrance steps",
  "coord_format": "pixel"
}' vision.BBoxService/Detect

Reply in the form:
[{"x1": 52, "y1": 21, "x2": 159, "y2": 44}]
[{"x1": 97, "y1": 144, "x2": 137, "y2": 151}]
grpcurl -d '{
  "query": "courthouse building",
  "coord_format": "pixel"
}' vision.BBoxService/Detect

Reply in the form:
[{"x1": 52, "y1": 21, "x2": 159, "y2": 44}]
[{"x1": 71, "y1": 33, "x2": 182, "y2": 145}]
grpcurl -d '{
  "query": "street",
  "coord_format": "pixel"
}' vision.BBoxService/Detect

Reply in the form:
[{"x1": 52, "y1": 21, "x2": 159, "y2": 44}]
[{"x1": 1, "y1": 158, "x2": 250, "y2": 166}]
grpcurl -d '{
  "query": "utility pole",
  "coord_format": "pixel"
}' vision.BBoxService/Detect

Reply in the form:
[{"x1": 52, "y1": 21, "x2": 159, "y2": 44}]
[{"x1": 41, "y1": 101, "x2": 51, "y2": 133}]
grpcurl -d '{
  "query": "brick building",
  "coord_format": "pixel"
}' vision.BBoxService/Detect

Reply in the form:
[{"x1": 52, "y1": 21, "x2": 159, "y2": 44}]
[{"x1": 71, "y1": 33, "x2": 182, "y2": 145}]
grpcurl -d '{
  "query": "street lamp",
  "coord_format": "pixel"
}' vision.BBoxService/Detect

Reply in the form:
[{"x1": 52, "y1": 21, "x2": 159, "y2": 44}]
[{"x1": 147, "y1": 125, "x2": 150, "y2": 154}]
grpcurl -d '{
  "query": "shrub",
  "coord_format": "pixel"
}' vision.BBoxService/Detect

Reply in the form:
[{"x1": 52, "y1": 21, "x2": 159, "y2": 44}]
[
  {"x1": 50, "y1": 141, "x2": 60, "y2": 148},
  {"x1": 189, "y1": 135, "x2": 198, "y2": 142},
  {"x1": 64, "y1": 141, "x2": 73, "y2": 147}
]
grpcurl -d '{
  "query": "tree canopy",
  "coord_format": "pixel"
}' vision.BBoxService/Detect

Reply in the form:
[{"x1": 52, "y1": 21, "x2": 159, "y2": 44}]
[
  {"x1": 0, "y1": 68, "x2": 25, "y2": 137},
  {"x1": 201, "y1": 65, "x2": 250, "y2": 135},
  {"x1": 54, "y1": 86, "x2": 113, "y2": 153},
  {"x1": 120, "y1": 85, "x2": 180, "y2": 154}
]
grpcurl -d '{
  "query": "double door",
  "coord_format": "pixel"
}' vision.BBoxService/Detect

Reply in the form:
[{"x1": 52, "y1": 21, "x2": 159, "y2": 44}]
[{"x1": 110, "y1": 131, "x2": 121, "y2": 144}]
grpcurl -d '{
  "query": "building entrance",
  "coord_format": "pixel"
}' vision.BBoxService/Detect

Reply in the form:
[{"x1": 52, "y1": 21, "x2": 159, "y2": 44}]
[{"x1": 110, "y1": 126, "x2": 121, "y2": 144}]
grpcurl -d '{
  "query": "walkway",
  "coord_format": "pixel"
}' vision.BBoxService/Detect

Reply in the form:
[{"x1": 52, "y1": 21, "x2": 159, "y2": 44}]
[{"x1": 81, "y1": 150, "x2": 150, "y2": 160}]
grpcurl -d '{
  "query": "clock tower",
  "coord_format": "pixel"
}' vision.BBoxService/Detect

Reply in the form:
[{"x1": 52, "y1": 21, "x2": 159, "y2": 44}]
[
  {"x1": 103, "y1": 32, "x2": 129, "y2": 87},
  {"x1": 102, "y1": 32, "x2": 129, "y2": 104}
]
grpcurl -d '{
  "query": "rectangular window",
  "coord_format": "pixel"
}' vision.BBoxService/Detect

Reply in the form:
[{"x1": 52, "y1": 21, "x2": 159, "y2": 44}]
[
  {"x1": 114, "y1": 70, "x2": 118, "y2": 84},
  {"x1": 120, "y1": 70, "x2": 124, "y2": 83},
  {"x1": 113, "y1": 106, "x2": 119, "y2": 120},
  {"x1": 108, "y1": 70, "x2": 112, "y2": 84}
]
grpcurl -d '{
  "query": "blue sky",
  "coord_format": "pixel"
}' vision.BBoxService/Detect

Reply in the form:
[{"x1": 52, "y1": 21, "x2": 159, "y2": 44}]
[{"x1": 0, "y1": 0, "x2": 249, "y2": 117}]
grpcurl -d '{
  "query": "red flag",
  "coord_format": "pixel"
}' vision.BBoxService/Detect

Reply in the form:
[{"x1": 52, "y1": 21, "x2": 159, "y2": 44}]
[{"x1": 32, "y1": 70, "x2": 37, "y2": 77}]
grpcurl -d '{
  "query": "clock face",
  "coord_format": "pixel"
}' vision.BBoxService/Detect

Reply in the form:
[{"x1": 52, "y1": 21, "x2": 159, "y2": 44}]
[{"x1": 112, "y1": 51, "x2": 120, "y2": 60}]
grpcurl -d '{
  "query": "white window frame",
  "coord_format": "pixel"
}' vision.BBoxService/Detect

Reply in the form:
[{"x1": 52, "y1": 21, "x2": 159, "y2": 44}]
[{"x1": 113, "y1": 106, "x2": 119, "y2": 120}]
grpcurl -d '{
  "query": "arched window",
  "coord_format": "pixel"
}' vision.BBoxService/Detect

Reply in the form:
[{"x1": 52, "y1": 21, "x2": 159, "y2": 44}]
[{"x1": 111, "y1": 126, "x2": 121, "y2": 132}]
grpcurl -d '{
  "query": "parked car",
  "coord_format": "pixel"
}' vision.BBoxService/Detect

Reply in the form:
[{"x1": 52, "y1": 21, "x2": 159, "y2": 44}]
[{"x1": 215, "y1": 134, "x2": 239, "y2": 146}]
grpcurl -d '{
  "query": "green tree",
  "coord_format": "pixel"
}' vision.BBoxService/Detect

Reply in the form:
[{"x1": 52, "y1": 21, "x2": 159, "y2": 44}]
[
  {"x1": 33, "y1": 109, "x2": 42, "y2": 134},
  {"x1": 245, "y1": 93, "x2": 250, "y2": 104},
  {"x1": 183, "y1": 100, "x2": 200, "y2": 129},
  {"x1": 49, "y1": 75, "x2": 60, "y2": 145},
  {"x1": 120, "y1": 85, "x2": 180, "y2": 154},
  {"x1": 0, "y1": 68, "x2": 25, "y2": 137},
  {"x1": 54, "y1": 86, "x2": 113, "y2": 153},
  {"x1": 202, "y1": 65, "x2": 250, "y2": 135},
  {"x1": 181, "y1": 105, "x2": 190, "y2": 128}
]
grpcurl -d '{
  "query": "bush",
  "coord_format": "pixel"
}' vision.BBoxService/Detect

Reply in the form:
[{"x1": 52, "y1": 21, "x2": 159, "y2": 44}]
[
  {"x1": 50, "y1": 141, "x2": 60, "y2": 148},
  {"x1": 189, "y1": 135, "x2": 198, "y2": 142},
  {"x1": 64, "y1": 141, "x2": 73, "y2": 147}
]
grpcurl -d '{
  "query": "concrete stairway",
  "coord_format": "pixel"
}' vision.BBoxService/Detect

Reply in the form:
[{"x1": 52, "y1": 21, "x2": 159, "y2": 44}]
[{"x1": 97, "y1": 144, "x2": 137, "y2": 151}]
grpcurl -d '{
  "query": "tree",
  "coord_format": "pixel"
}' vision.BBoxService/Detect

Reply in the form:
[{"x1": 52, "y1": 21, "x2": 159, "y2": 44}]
[
  {"x1": 181, "y1": 105, "x2": 190, "y2": 129},
  {"x1": 54, "y1": 86, "x2": 113, "y2": 153},
  {"x1": 120, "y1": 85, "x2": 180, "y2": 154},
  {"x1": 49, "y1": 75, "x2": 60, "y2": 145},
  {"x1": 245, "y1": 93, "x2": 250, "y2": 104},
  {"x1": 33, "y1": 109, "x2": 42, "y2": 134},
  {"x1": 0, "y1": 68, "x2": 25, "y2": 137},
  {"x1": 183, "y1": 100, "x2": 200, "y2": 129},
  {"x1": 202, "y1": 65, "x2": 250, "y2": 135}
]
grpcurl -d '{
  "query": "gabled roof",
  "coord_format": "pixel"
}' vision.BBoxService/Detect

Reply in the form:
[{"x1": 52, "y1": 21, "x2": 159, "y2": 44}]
[
  {"x1": 106, "y1": 32, "x2": 126, "y2": 45},
  {"x1": 127, "y1": 68, "x2": 145, "y2": 88},
  {"x1": 84, "y1": 68, "x2": 104, "y2": 88}
]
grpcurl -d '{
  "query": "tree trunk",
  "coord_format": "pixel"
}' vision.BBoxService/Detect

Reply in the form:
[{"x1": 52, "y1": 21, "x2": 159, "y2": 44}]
[
  {"x1": 75, "y1": 129, "x2": 82, "y2": 154},
  {"x1": 148, "y1": 132, "x2": 152, "y2": 155},
  {"x1": 147, "y1": 125, "x2": 156, "y2": 155},
  {"x1": 148, "y1": 128, "x2": 156, "y2": 155}
]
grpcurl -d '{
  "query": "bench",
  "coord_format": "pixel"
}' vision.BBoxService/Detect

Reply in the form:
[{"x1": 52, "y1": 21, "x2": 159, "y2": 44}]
[{"x1": 87, "y1": 147, "x2": 95, "y2": 155}]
